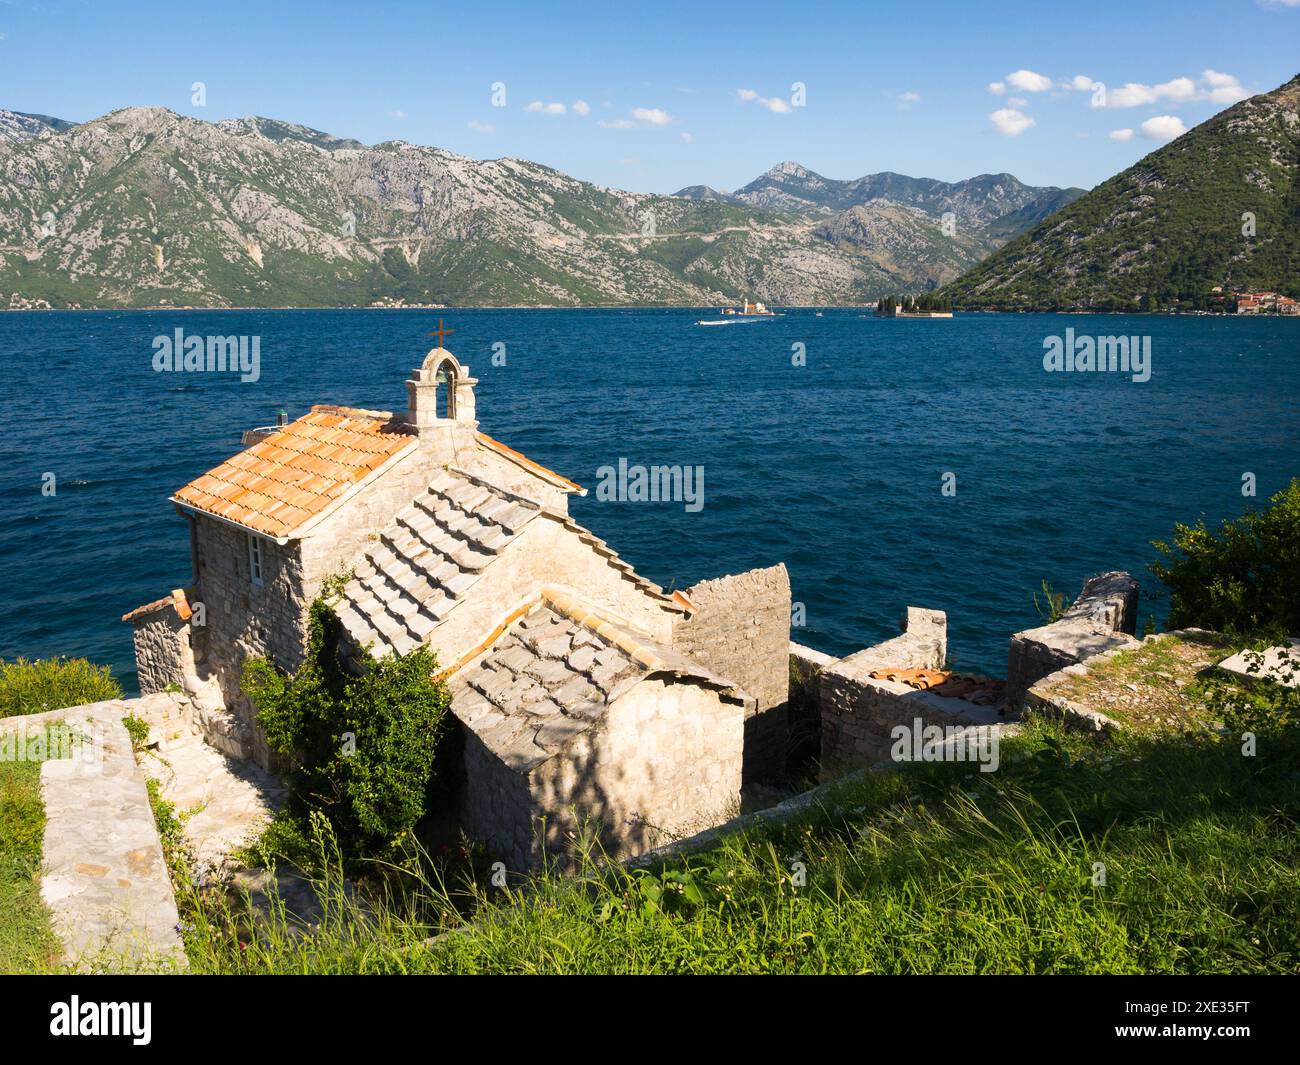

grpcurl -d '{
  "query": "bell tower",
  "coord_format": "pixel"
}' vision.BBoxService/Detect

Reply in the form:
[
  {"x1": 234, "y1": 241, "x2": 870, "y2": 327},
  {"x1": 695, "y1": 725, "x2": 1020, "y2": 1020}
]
[{"x1": 405, "y1": 322, "x2": 478, "y2": 454}]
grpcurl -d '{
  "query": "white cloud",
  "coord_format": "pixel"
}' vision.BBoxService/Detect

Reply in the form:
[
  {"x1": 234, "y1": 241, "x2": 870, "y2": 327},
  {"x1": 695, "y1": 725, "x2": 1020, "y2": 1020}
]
[
  {"x1": 1067, "y1": 75, "x2": 1097, "y2": 91},
  {"x1": 986, "y1": 81, "x2": 1005, "y2": 95},
  {"x1": 897, "y1": 90, "x2": 921, "y2": 109},
  {"x1": 467, "y1": 119, "x2": 494, "y2": 133},
  {"x1": 989, "y1": 107, "x2": 1035, "y2": 136},
  {"x1": 1104, "y1": 72, "x2": 1247, "y2": 108},
  {"x1": 1006, "y1": 69, "x2": 1053, "y2": 92},
  {"x1": 572, "y1": 100, "x2": 591, "y2": 116},
  {"x1": 1201, "y1": 71, "x2": 1250, "y2": 104},
  {"x1": 1141, "y1": 115, "x2": 1187, "y2": 140},
  {"x1": 631, "y1": 106, "x2": 672, "y2": 126},
  {"x1": 387, "y1": 110, "x2": 406, "y2": 119},
  {"x1": 597, "y1": 118, "x2": 637, "y2": 129},
  {"x1": 524, "y1": 100, "x2": 566, "y2": 115},
  {"x1": 1109, "y1": 77, "x2": 1195, "y2": 106},
  {"x1": 680, "y1": 132, "x2": 693, "y2": 143},
  {"x1": 1109, "y1": 128, "x2": 1134, "y2": 141},
  {"x1": 736, "y1": 88, "x2": 791, "y2": 113}
]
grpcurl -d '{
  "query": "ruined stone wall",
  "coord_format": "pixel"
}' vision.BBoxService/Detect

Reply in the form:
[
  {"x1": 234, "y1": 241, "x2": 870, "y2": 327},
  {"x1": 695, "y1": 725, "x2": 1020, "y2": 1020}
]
[
  {"x1": 789, "y1": 643, "x2": 838, "y2": 766},
  {"x1": 818, "y1": 608, "x2": 949, "y2": 777},
  {"x1": 671, "y1": 565, "x2": 791, "y2": 784},
  {"x1": 1006, "y1": 572, "x2": 1141, "y2": 709},
  {"x1": 130, "y1": 608, "x2": 188, "y2": 694},
  {"x1": 819, "y1": 674, "x2": 999, "y2": 777}
]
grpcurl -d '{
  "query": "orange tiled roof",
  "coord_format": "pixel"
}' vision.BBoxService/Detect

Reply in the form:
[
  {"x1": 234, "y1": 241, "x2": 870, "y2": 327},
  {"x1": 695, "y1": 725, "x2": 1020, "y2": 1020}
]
[{"x1": 173, "y1": 406, "x2": 416, "y2": 539}]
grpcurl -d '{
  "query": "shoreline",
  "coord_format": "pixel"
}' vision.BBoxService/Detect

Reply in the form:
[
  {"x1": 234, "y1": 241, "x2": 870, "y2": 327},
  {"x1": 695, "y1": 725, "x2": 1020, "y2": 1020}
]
[{"x1": 0, "y1": 305, "x2": 1280, "y2": 317}]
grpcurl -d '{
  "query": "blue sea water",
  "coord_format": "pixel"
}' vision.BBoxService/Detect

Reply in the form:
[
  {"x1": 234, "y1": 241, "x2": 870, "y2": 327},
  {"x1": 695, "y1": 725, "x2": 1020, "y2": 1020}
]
[{"x1": 1, "y1": 308, "x2": 1297, "y2": 690}]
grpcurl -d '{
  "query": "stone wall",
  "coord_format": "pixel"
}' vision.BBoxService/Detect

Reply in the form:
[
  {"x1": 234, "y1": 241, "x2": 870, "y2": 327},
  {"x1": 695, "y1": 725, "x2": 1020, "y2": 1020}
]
[
  {"x1": 458, "y1": 726, "x2": 537, "y2": 872},
  {"x1": 129, "y1": 604, "x2": 189, "y2": 694},
  {"x1": 671, "y1": 564, "x2": 791, "y2": 784},
  {"x1": 818, "y1": 607, "x2": 950, "y2": 777},
  {"x1": 459, "y1": 677, "x2": 746, "y2": 872},
  {"x1": 191, "y1": 519, "x2": 310, "y2": 766},
  {"x1": 1005, "y1": 572, "x2": 1141, "y2": 709},
  {"x1": 422, "y1": 516, "x2": 684, "y2": 672},
  {"x1": 789, "y1": 642, "x2": 837, "y2": 767}
]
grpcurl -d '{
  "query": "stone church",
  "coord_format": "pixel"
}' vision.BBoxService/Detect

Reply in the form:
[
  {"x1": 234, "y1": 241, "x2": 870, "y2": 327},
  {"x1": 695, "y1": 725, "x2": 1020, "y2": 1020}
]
[{"x1": 126, "y1": 341, "x2": 791, "y2": 868}]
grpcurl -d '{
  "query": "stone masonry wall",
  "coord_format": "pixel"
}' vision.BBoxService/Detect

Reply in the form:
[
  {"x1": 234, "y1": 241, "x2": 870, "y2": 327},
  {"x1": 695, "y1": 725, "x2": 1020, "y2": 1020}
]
[
  {"x1": 459, "y1": 678, "x2": 746, "y2": 872},
  {"x1": 819, "y1": 677, "x2": 1000, "y2": 777},
  {"x1": 131, "y1": 608, "x2": 188, "y2": 694},
  {"x1": 193, "y1": 518, "x2": 309, "y2": 766},
  {"x1": 818, "y1": 608, "x2": 948, "y2": 778},
  {"x1": 458, "y1": 725, "x2": 537, "y2": 872},
  {"x1": 671, "y1": 564, "x2": 791, "y2": 784},
  {"x1": 1005, "y1": 572, "x2": 1141, "y2": 709}
]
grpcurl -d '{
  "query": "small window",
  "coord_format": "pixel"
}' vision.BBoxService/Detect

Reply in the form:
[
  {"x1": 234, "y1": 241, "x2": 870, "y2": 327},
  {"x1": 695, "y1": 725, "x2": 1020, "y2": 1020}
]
[{"x1": 247, "y1": 533, "x2": 264, "y2": 587}]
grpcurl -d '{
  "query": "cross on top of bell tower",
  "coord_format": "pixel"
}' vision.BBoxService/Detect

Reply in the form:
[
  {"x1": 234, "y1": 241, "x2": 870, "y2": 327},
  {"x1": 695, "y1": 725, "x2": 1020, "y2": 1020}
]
[{"x1": 427, "y1": 318, "x2": 455, "y2": 350}]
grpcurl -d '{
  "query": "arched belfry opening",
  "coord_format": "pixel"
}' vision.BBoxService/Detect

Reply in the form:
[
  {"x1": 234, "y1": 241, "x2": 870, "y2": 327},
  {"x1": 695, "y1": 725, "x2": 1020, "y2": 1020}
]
[
  {"x1": 406, "y1": 327, "x2": 477, "y2": 436},
  {"x1": 430, "y1": 351, "x2": 460, "y2": 420}
]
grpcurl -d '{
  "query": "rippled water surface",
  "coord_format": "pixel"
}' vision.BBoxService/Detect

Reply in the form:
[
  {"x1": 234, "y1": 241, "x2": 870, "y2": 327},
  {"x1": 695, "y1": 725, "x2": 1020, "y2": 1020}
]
[{"x1": 1, "y1": 308, "x2": 1296, "y2": 688}]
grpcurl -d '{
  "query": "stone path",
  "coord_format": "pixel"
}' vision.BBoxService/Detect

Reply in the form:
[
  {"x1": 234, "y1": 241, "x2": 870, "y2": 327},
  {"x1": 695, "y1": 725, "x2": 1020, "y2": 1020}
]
[
  {"x1": 0, "y1": 699, "x2": 188, "y2": 970},
  {"x1": 150, "y1": 727, "x2": 286, "y2": 883}
]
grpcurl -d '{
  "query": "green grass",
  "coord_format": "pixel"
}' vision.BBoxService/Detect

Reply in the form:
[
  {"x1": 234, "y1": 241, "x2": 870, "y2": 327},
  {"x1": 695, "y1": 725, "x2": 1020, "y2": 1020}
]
[
  {"x1": 0, "y1": 656, "x2": 122, "y2": 717},
  {"x1": 0, "y1": 728, "x2": 62, "y2": 973},
  {"x1": 173, "y1": 715, "x2": 1300, "y2": 974}
]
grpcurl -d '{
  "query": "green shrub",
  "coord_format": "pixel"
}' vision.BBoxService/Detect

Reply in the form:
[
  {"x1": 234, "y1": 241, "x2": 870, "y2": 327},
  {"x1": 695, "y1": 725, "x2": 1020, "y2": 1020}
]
[
  {"x1": 1033, "y1": 579, "x2": 1068, "y2": 624},
  {"x1": 0, "y1": 657, "x2": 122, "y2": 717},
  {"x1": 122, "y1": 713, "x2": 150, "y2": 752},
  {"x1": 242, "y1": 599, "x2": 452, "y2": 858},
  {"x1": 1151, "y1": 478, "x2": 1300, "y2": 640}
]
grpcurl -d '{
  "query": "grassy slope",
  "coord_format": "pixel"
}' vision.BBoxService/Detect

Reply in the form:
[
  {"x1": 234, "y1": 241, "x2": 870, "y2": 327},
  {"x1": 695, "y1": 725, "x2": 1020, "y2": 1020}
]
[
  {"x1": 0, "y1": 730, "x2": 61, "y2": 973},
  {"x1": 181, "y1": 715, "x2": 1300, "y2": 974}
]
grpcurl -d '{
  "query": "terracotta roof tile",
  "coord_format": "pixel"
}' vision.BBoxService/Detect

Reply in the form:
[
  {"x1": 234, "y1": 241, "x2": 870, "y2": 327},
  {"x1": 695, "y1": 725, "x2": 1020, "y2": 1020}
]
[{"x1": 173, "y1": 406, "x2": 416, "y2": 538}]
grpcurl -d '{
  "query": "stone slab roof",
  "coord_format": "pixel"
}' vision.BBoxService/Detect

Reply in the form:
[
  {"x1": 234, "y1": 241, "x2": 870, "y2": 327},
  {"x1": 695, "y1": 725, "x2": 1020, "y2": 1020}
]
[
  {"x1": 335, "y1": 468, "x2": 692, "y2": 659},
  {"x1": 173, "y1": 406, "x2": 416, "y2": 539},
  {"x1": 449, "y1": 587, "x2": 749, "y2": 772},
  {"x1": 335, "y1": 468, "x2": 545, "y2": 657}
]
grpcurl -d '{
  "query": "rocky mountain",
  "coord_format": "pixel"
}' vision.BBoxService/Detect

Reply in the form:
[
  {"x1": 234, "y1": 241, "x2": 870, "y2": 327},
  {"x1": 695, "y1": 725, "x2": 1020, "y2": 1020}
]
[
  {"x1": 810, "y1": 202, "x2": 990, "y2": 288},
  {"x1": 943, "y1": 74, "x2": 1300, "y2": 309},
  {"x1": 680, "y1": 162, "x2": 1084, "y2": 230},
  {"x1": 0, "y1": 108, "x2": 75, "y2": 143},
  {"x1": 675, "y1": 162, "x2": 1084, "y2": 289},
  {"x1": 0, "y1": 106, "x2": 1080, "y2": 309}
]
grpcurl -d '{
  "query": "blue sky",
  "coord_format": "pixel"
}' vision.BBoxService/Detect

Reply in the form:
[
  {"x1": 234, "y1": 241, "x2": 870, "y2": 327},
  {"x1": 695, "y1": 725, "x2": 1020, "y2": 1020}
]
[{"x1": 0, "y1": 0, "x2": 1295, "y2": 193}]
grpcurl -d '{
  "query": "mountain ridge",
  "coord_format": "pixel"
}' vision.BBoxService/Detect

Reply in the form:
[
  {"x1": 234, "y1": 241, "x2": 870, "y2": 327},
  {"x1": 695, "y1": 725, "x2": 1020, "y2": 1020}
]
[
  {"x1": 941, "y1": 73, "x2": 1300, "y2": 309},
  {"x1": 0, "y1": 105, "x2": 1080, "y2": 309}
]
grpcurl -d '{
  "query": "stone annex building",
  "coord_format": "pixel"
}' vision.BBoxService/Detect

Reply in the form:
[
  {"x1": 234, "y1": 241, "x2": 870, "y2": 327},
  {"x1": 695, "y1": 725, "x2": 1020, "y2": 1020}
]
[{"x1": 125, "y1": 343, "x2": 791, "y2": 869}]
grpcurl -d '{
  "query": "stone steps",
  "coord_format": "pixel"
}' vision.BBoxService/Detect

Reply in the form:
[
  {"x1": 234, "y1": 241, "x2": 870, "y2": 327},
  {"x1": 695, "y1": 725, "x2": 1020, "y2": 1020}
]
[{"x1": 0, "y1": 699, "x2": 188, "y2": 971}]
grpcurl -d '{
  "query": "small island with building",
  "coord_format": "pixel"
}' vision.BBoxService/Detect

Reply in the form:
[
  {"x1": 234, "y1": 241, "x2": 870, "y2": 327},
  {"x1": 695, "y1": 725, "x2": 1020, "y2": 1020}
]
[{"x1": 877, "y1": 293, "x2": 953, "y2": 318}]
